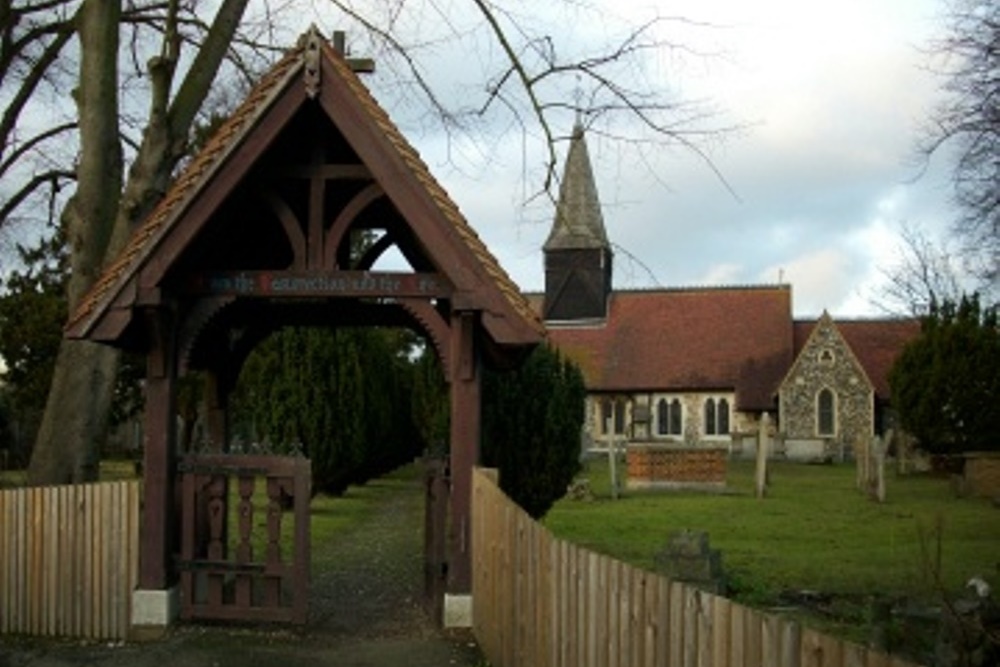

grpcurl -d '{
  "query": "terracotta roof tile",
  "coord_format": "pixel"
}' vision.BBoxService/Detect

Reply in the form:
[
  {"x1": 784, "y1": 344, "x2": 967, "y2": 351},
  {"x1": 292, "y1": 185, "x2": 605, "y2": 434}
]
[{"x1": 542, "y1": 286, "x2": 794, "y2": 410}]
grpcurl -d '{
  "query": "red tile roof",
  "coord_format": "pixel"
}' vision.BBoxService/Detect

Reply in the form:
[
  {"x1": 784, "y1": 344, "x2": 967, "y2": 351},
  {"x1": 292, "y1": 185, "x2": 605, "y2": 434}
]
[
  {"x1": 794, "y1": 318, "x2": 920, "y2": 399},
  {"x1": 541, "y1": 286, "x2": 794, "y2": 410}
]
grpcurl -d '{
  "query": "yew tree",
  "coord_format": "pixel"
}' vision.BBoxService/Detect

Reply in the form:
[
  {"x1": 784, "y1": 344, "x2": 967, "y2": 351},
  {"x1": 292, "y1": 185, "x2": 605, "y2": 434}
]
[{"x1": 889, "y1": 295, "x2": 1000, "y2": 455}]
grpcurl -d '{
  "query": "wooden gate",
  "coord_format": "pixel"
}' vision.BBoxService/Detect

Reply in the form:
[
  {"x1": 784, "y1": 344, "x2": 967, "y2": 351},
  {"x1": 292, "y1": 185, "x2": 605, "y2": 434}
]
[{"x1": 177, "y1": 454, "x2": 310, "y2": 624}]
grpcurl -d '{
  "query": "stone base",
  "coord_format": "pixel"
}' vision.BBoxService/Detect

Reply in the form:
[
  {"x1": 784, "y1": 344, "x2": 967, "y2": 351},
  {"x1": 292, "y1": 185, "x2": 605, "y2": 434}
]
[
  {"x1": 130, "y1": 587, "x2": 179, "y2": 640},
  {"x1": 443, "y1": 593, "x2": 473, "y2": 628}
]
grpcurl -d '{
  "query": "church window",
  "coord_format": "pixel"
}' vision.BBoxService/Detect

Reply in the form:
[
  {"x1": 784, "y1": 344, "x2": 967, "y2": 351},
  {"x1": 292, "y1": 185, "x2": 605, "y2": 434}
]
[
  {"x1": 817, "y1": 388, "x2": 836, "y2": 436},
  {"x1": 704, "y1": 397, "x2": 731, "y2": 436},
  {"x1": 601, "y1": 397, "x2": 628, "y2": 435},
  {"x1": 657, "y1": 397, "x2": 683, "y2": 436},
  {"x1": 614, "y1": 399, "x2": 626, "y2": 435},
  {"x1": 719, "y1": 398, "x2": 730, "y2": 434}
]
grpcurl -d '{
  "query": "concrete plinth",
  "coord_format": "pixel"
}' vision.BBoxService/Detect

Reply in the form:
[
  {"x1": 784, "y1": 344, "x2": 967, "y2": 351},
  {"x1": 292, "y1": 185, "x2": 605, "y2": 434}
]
[
  {"x1": 443, "y1": 593, "x2": 473, "y2": 628},
  {"x1": 130, "y1": 587, "x2": 179, "y2": 640}
]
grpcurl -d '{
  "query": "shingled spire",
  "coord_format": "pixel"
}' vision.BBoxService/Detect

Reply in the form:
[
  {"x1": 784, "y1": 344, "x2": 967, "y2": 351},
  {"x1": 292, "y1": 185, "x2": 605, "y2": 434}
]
[{"x1": 543, "y1": 122, "x2": 613, "y2": 321}]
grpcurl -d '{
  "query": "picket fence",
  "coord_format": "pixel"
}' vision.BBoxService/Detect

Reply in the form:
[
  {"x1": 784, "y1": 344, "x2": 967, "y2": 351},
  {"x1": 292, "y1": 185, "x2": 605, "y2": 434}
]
[
  {"x1": 471, "y1": 468, "x2": 923, "y2": 667},
  {"x1": 0, "y1": 480, "x2": 140, "y2": 640}
]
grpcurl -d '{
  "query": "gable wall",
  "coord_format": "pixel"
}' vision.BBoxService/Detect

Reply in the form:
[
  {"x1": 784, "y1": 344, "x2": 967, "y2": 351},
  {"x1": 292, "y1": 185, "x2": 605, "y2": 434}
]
[{"x1": 779, "y1": 320, "x2": 874, "y2": 447}]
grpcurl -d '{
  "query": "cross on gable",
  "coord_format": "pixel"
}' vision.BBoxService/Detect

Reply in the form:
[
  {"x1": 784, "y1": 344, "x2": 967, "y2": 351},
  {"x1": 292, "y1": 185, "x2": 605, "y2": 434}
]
[{"x1": 332, "y1": 30, "x2": 375, "y2": 74}]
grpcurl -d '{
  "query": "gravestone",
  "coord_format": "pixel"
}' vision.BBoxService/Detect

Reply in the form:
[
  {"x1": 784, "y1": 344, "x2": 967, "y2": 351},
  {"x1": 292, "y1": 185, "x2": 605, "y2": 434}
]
[{"x1": 653, "y1": 529, "x2": 725, "y2": 594}]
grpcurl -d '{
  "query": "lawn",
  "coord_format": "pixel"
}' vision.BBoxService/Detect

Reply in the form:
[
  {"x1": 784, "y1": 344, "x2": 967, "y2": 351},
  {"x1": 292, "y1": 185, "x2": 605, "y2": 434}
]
[{"x1": 545, "y1": 458, "x2": 998, "y2": 608}]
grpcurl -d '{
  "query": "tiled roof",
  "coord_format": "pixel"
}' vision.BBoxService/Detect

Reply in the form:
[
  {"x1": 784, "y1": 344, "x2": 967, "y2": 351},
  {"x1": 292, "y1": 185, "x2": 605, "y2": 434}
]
[
  {"x1": 66, "y1": 46, "x2": 302, "y2": 336},
  {"x1": 794, "y1": 318, "x2": 920, "y2": 399},
  {"x1": 66, "y1": 28, "x2": 542, "y2": 343},
  {"x1": 319, "y1": 39, "x2": 542, "y2": 337},
  {"x1": 541, "y1": 285, "x2": 794, "y2": 410}
]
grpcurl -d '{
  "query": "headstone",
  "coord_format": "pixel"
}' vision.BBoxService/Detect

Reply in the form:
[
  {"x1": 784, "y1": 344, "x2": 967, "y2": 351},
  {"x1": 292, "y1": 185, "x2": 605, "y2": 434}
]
[
  {"x1": 756, "y1": 413, "x2": 771, "y2": 499},
  {"x1": 653, "y1": 529, "x2": 725, "y2": 594}
]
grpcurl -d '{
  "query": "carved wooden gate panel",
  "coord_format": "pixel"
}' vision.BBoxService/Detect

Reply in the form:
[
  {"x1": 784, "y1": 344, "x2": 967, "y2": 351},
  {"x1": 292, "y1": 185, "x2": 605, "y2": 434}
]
[{"x1": 177, "y1": 454, "x2": 311, "y2": 624}]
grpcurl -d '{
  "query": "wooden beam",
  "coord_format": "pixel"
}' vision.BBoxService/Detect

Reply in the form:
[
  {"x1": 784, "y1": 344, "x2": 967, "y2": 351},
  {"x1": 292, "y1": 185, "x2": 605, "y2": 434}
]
[
  {"x1": 139, "y1": 307, "x2": 178, "y2": 590},
  {"x1": 184, "y1": 270, "x2": 452, "y2": 299}
]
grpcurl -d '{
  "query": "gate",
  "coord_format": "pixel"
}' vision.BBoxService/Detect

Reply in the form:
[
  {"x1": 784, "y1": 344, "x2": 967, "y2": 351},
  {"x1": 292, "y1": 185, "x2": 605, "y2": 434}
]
[{"x1": 177, "y1": 454, "x2": 311, "y2": 624}]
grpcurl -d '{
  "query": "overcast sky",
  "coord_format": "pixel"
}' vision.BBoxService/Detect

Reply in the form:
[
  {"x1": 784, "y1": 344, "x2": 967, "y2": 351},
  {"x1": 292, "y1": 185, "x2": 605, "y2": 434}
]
[{"x1": 358, "y1": 0, "x2": 957, "y2": 319}]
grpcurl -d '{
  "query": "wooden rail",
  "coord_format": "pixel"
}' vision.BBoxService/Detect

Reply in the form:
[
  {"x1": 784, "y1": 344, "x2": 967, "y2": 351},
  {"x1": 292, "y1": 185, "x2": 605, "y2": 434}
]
[
  {"x1": 471, "y1": 468, "x2": 923, "y2": 667},
  {"x1": 0, "y1": 481, "x2": 140, "y2": 640}
]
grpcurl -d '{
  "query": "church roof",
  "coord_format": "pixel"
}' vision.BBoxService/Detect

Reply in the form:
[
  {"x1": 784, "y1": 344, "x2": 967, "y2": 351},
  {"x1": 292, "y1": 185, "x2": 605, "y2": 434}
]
[
  {"x1": 543, "y1": 124, "x2": 609, "y2": 251},
  {"x1": 65, "y1": 27, "x2": 542, "y2": 347},
  {"x1": 540, "y1": 285, "x2": 794, "y2": 411},
  {"x1": 793, "y1": 318, "x2": 920, "y2": 400}
]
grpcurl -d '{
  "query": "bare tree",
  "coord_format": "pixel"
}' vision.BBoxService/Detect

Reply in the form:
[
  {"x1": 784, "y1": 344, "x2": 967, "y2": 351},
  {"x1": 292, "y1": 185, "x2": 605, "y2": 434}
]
[
  {"x1": 3, "y1": 0, "x2": 730, "y2": 483},
  {"x1": 921, "y1": 0, "x2": 999, "y2": 288},
  {"x1": 873, "y1": 223, "x2": 964, "y2": 317}
]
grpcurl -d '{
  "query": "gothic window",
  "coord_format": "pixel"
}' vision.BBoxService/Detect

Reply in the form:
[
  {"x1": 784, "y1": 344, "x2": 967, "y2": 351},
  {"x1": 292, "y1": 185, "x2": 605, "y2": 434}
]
[
  {"x1": 613, "y1": 399, "x2": 626, "y2": 435},
  {"x1": 817, "y1": 388, "x2": 836, "y2": 436},
  {"x1": 601, "y1": 397, "x2": 627, "y2": 435},
  {"x1": 656, "y1": 397, "x2": 683, "y2": 436},
  {"x1": 601, "y1": 398, "x2": 613, "y2": 435},
  {"x1": 704, "y1": 397, "x2": 731, "y2": 436},
  {"x1": 705, "y1": 398, "x2": 717, "y2": 435}
]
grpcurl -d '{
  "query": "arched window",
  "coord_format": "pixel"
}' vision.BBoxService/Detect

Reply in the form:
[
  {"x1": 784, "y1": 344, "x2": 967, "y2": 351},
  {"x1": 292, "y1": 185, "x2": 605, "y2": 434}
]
[
  {"x1": 613, "y1": 399, "x2": 626, "y2": 435},
  {"x1": 703, "y1": 397, "x2": 731, "y2": 436},
  {"x1": 669, "y1": 399, "x2": 682, "y2": 435},
  {"x1": 601, "y1": 398, "x2": 613, "y2": 435},
  {"x1": 657, "y1": 398, "x2": 669, "y2": 435},
  {"x1": 817, "y1": 388, "x2": 835, "y2": 436},
  {"x1": 656, "y1": 398, "x2": 683, "y2": 436}
]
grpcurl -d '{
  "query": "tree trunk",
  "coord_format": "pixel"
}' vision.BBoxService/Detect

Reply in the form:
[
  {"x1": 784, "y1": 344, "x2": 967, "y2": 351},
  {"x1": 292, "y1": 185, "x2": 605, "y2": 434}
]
[
  {"x1": 27, "y1": 0, "x2": 122, "y2": 485},
  {"x1": 27, "y1": 341, "x2": 119, "y2": 483}
]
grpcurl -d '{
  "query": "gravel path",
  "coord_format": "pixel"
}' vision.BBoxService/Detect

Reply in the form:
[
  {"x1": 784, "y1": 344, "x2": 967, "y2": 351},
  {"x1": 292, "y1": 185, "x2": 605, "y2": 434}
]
[{"x1": 0, "y1": 469, "x2": 486, "y2": 667}]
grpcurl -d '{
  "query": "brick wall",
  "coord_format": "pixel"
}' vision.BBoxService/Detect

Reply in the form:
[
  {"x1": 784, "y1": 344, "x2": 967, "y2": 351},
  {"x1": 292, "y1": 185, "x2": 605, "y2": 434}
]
[
  {"x1": 965, "y1": 452, "x2": 1000, "y2": 497},
  {"x1": 626, "y1": 444, "x2": 727, "y2": 490}
]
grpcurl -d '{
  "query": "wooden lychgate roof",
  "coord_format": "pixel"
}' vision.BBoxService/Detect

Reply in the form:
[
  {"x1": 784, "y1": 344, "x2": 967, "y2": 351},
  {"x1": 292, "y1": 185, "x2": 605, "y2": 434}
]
[{"x1": 66, "y1": 27, "x2": 543, "y2": 355}]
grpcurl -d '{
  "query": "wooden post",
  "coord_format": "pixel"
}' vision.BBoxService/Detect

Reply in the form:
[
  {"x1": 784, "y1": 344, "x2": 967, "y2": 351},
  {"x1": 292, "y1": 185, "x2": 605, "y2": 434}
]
[
  {"x1": 755, "y1": 412, "x2": 770, "y2": 499},
  {"x1": 606, "y1": 418, "x2": 620, "y2": 500},
  {"x1": 140, "y1": 308, "x2": 178, "y2": 590},
  {"x1": 448, "y1": 312, "x2": 480, "y2": 597}
]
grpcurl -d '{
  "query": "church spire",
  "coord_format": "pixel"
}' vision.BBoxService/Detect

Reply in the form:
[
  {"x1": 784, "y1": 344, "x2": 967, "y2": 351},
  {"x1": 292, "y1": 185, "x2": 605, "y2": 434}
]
[
  {"x1": 542, "y1": 123, "x2": 613, "y2": 322},
  {"x1": 543, "y1": 122, "x2": 610, "y2": 251}
]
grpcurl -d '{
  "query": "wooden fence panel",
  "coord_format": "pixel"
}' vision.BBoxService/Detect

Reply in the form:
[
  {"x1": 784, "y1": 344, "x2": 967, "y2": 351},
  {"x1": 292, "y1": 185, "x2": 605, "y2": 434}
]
[
  {"x1": 470, "y1": 467, "x2": 928, "y2": 667},
  {"x1": 0, "y1": 481, "x2": 140, "y2": 641}
]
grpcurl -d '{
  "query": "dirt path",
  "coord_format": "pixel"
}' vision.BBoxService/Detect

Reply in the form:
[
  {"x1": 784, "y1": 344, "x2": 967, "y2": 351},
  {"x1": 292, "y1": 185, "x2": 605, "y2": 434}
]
[{"x1": 0, "y1": 470, "x2": 485, "y2": 667}]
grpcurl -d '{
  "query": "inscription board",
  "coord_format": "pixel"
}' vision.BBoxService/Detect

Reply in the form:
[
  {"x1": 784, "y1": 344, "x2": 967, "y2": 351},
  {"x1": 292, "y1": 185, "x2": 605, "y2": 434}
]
[{"x1": 188, "y1": 271, "x2": 450, "y2": 298}]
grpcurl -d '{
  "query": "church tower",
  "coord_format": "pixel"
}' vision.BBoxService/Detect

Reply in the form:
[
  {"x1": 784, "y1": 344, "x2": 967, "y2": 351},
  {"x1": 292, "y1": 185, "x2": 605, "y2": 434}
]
[{"x1": 543, "y1": 123, "x2": 613, "y2": 321}]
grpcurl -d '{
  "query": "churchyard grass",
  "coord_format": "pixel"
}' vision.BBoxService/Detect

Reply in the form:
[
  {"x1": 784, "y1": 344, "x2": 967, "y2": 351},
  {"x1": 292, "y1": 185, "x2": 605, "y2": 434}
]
[{"x1": 545, "y1": 458, "x2": 998, "y2": 613}]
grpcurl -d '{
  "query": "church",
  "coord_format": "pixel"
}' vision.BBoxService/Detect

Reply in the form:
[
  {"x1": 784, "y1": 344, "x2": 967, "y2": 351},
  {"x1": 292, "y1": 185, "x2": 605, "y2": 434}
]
[{"x1": 533, "y1": 124, "x2": 920, "y2": 460}]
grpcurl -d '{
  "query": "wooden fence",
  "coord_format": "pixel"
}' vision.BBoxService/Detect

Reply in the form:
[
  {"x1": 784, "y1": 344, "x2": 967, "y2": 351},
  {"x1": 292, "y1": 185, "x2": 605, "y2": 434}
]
[
  {"x1": 471, "y1": 468, "x2": 923, "y2": 667},
  {"x1": 0, "y1": 480, "x2": 140, "y2": 640}
]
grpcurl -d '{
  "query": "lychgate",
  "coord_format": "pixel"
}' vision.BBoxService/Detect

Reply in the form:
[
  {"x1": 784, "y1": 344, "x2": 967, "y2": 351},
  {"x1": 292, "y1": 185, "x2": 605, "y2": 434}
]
[{"x1": 65, "y1": 27, "x2": 542, "y2": 634}]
